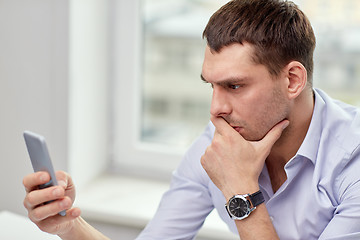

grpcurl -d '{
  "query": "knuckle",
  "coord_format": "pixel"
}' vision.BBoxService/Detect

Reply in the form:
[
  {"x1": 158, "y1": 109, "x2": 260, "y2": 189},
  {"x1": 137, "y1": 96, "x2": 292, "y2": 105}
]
[
  {"x1": 212, "y1": 136, "x2": 226, "y2": 149},
  {"x1": 25, "y1": 193, "x2": 36, "y2": 206},
  {"x1": 204, "y1": 146, "x2": 210, "y2": 155},
  {"x1": 210, "y1": 142, "x2": 219, "y2": 151},
  {"x1": 30, "y1": 209, "x2": 43, "y2": 222},
  {"x1": 60, "y1": 197, "x2": 72, "y2": 210},
  {"x1": 200, "y1": 155, "x2": 206, "y2": 166},
  {"x1": 22, "y1": 177, "x2": 27, "y2": 188},
  {"x1": 23, "y1": 175, "x2": 34, "y2": 190},
  {"x1": 23, "y1": 198, "x2": 31, "y2": 210},
  {"x1": 212, "y1": 137, "x2": 220, "y2": 146},
  {"x1": 37, "y1": 222, "x2": 50, "y2": 233}
]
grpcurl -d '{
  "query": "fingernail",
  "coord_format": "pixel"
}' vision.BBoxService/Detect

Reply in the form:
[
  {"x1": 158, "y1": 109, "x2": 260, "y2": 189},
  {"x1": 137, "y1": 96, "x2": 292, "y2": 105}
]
[
  {"x1": 60, "y1": 199, "x2": 69, "y2": 208},
  {"x1": 72, "y1": 210, "x2": 80, "y2": 217},
  {"x1": 282, "y1": 121, "x2": 290, "y2": 129},
  {"x1": 40, "y1": 173, "x2": 47, "y2": 182}
]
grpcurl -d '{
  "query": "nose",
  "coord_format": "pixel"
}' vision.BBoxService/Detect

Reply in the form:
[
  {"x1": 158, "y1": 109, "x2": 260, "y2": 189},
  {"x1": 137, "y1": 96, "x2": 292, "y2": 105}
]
[{"x1": 210, "y1": 86, "x2": 232, "y2": 118}]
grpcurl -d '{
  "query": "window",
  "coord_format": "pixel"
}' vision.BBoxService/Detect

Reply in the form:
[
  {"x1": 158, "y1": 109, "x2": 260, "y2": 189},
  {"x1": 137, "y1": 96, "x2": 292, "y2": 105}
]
[
  {"x1": 298, "y1": 0, "x2": 360, "y2": 104},
  {"x1": 140, "y1": 0, "x2": 229, "y2": 149},
  {"x1": 110, "y1": 0, "x2": 360, "y2": 179},
  {"x1": 111, "y1": 0, "x2": 228, "y2": 178}
]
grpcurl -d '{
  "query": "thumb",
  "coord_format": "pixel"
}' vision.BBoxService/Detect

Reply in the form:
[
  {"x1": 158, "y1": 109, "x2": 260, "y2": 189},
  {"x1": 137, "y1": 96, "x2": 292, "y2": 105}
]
[
  {"x1": 55, "y1": 171, "x2": 69, "y2": 189},
  {"x1": 256, "y1": 120, "x2": 289, "y2": 155}
]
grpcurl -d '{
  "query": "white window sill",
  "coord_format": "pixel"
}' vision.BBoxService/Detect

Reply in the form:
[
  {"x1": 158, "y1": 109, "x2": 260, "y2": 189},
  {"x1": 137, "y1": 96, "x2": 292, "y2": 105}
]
[{"x1": 76, "y1": 174, "x2": 238, "y2": 240}]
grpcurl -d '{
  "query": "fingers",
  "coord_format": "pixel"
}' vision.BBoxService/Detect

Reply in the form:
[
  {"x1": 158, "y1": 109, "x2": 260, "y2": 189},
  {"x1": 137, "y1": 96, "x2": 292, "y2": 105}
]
[
  {"x1": 23, "y1": 170, "x2": 80, "y2": 235},
  {"x1": 261, "y1": 120, "x2": 289, "y2": 145},
  {"x1": 24, "y1": 185, "x2": 65, "y2": 210},
  {"x1": 23, "y1": 171, "x2": 69, "y2": 193},
  {"x1": 255, "y1": 120, "x2": 289, "y2": 156},
  {"x1": 23, "y1": 171, "x2": 50, "y2": 193},
  {"x1": 211, "y1": 115, "x2": 237, "y2": 136},
  {"x1": 23, "y1": 171, "x2": 76, "y2": 220},
  {"x1": 55, "y1": 171, "x2": 70, "y2": 189},
  {"x1": 28, "y1": 196, "x2": 72, "y2": 222},
  {"x1": 36, "y1": 207, "x2": 81, "y2": 233},
  {"x1": 55, "y1": 171, "x2": 76, "y2": 202}
]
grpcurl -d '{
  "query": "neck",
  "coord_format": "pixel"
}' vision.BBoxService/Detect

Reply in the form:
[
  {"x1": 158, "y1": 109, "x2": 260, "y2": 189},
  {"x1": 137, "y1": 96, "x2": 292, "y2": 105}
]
[{"x1": 266, "y1": 89, "x2": 314, "y2": 192}]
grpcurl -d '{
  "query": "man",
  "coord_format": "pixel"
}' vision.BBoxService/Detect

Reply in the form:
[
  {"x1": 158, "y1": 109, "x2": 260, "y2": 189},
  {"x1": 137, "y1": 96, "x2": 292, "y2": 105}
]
[{"x1": 23, "y1": 0, "x2": 360, "y2": 239}]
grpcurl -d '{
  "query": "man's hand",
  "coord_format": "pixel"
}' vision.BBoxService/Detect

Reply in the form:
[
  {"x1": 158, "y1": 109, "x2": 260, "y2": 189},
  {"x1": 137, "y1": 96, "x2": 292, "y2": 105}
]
[
  {"x1": 23, "y1": 171, "x2": 81, "y2": 236},
  {"x1": 201, "y1": 116, "x2": 289, "y2": 200}
]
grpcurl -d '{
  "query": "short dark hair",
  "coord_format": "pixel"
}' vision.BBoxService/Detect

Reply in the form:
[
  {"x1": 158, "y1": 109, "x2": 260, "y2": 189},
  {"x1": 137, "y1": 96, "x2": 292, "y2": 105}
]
[{"x1": 203, "y1": 0, "x2": 316, "y2": 85}]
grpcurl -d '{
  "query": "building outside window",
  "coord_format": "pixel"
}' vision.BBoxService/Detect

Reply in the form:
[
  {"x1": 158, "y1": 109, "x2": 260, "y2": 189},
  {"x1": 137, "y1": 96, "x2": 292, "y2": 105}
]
[{"x1": 112, "y1": 0, "x2": 360, "y2": 177}]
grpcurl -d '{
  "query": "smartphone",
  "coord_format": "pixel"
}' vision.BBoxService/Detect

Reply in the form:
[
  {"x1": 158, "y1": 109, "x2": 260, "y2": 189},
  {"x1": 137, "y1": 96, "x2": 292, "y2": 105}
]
[{"x1": 23, "y1": 131, "x2": 66, "y2": 216}]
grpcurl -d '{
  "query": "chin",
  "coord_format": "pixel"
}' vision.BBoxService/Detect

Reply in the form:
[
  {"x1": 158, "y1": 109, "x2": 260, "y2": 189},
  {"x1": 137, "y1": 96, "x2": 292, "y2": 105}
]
[{"x1": 241, "y1": 130, "x2": 267, "y2": 141}]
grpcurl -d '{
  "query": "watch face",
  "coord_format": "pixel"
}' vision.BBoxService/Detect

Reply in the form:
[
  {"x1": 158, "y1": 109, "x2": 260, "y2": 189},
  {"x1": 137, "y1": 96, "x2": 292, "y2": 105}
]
[{"x1": 228, "y1": 196, "x2": 249, "y2": 218}]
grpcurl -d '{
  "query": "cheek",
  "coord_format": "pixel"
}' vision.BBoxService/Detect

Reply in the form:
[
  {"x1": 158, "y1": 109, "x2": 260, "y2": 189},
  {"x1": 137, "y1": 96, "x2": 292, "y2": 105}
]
[
  {"x1": 258, "y1": 90, "x2": 289, "y2": 127},
  {"x1": 247, "y1": 90, "x2": 289, "y2": 139}
]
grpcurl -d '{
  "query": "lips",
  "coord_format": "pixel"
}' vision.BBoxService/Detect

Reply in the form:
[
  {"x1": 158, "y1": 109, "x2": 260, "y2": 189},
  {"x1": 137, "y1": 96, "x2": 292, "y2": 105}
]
[{"x1": 231, "y1": 126, "x2": 242, "y2": 133}]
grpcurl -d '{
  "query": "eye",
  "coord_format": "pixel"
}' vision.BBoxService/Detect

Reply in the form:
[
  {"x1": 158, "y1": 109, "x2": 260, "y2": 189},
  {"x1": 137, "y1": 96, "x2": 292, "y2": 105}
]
[{"x1": 228, "y1": 84, "x2": 242, "y2": 90}]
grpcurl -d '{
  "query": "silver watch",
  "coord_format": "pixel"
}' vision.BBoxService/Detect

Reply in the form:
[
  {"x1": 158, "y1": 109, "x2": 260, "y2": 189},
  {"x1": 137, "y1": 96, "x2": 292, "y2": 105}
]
[{"x1": 225, "y1": 190, "x2": 265, "y2": 220}]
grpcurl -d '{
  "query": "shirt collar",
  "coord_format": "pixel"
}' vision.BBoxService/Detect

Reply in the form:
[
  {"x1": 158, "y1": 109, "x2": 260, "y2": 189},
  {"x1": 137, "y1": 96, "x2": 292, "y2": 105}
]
[{"x1": 295, "y1": 89, "x2": 325, "y2": 164}]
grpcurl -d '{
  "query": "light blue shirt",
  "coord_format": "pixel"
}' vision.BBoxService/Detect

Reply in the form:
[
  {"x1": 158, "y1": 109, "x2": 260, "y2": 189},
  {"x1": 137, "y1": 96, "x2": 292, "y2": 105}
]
[{"x1": 137, "y1": 89, "x2": 360, "y2": 240}]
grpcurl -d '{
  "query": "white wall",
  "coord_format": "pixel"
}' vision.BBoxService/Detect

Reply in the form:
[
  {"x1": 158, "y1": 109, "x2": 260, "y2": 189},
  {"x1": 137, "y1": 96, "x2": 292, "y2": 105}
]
[
  {"x1": 0, "y1": 0, "x2": 70, "y2": 215},
  {"x1": 0, "y1": 0, "x2": 109, "y2": 215},
  {"x1": 0, "y1": 2, "x2": 150, "y2": 238},
  {"x1": 68, "y1": 0, "x2": 110, "y2": 189}
]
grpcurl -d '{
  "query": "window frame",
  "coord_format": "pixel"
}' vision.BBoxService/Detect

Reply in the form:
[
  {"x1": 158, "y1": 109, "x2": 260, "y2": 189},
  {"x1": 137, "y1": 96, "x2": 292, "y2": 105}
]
[{"x1": 110, "y1": 0, "x2": 184, "y2": 179}]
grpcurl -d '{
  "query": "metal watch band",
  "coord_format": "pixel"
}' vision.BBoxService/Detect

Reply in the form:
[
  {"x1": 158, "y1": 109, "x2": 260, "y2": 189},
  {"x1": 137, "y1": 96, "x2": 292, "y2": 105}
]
[{"x1": 249, "y1": 190, "x2": 265, "y2": 208}]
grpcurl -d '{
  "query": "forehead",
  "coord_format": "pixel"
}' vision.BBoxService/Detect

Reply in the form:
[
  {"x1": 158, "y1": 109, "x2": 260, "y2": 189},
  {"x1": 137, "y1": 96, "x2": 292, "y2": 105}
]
[{"x1": 201, "y1": 43, "x2": 269, "y2": 82}]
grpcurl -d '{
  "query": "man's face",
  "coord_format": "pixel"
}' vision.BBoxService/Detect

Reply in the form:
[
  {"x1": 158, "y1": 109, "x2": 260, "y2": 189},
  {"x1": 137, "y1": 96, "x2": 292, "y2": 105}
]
[{"x1": 201, "y1": 43, "x2": 290, "y2": 141}]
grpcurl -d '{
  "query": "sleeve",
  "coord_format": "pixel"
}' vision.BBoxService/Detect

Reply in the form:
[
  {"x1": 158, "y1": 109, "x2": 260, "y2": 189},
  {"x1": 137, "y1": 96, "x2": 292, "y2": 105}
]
[
  {"x1": 319, "y1": 147, "x2": 360, "y2": 240},
  {"x1": 136, "y1": 123, "x2": 215, "y2": 240}
]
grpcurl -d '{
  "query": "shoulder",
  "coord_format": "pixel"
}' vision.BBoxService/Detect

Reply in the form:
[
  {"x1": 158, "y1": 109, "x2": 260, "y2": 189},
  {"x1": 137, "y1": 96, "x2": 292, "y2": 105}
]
[
  {"x1": 184, "y1": 121, "x2": 215, "y2": 159},
  {"x1": 315, "y1": 89, "x2": 360, "y2": 153},
  {"x1": 314, "y1": 89, "x2": 360, "y2": 202},
  {"x1": 174, "y1": 121, "x2": 214, "y2": 183}
]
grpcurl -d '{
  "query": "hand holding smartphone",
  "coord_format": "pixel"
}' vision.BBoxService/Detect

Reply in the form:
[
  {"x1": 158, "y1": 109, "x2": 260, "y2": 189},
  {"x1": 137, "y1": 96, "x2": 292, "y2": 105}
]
[{"x1": 23, "y1": 131, "x2": 66, "y2": 216}]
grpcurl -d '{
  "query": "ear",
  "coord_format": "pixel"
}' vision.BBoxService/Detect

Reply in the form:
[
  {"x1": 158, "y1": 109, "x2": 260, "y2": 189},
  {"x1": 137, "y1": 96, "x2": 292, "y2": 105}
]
[{"x1": 283, "y1": 61, "x2": 307, "y2": 99}]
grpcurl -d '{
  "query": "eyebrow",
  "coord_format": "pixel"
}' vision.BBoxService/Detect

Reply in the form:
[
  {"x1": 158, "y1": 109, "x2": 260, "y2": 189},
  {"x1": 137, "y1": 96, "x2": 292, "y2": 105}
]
[{"x1": 200, "y1": 74, "x2": 248, "y2": 85}]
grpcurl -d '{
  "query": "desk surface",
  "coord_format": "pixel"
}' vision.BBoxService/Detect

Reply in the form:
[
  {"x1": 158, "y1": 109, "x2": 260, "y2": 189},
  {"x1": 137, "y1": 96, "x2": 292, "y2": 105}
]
[{"x1": 0, "y1": 211, "x2": 60, "y2": 239}]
